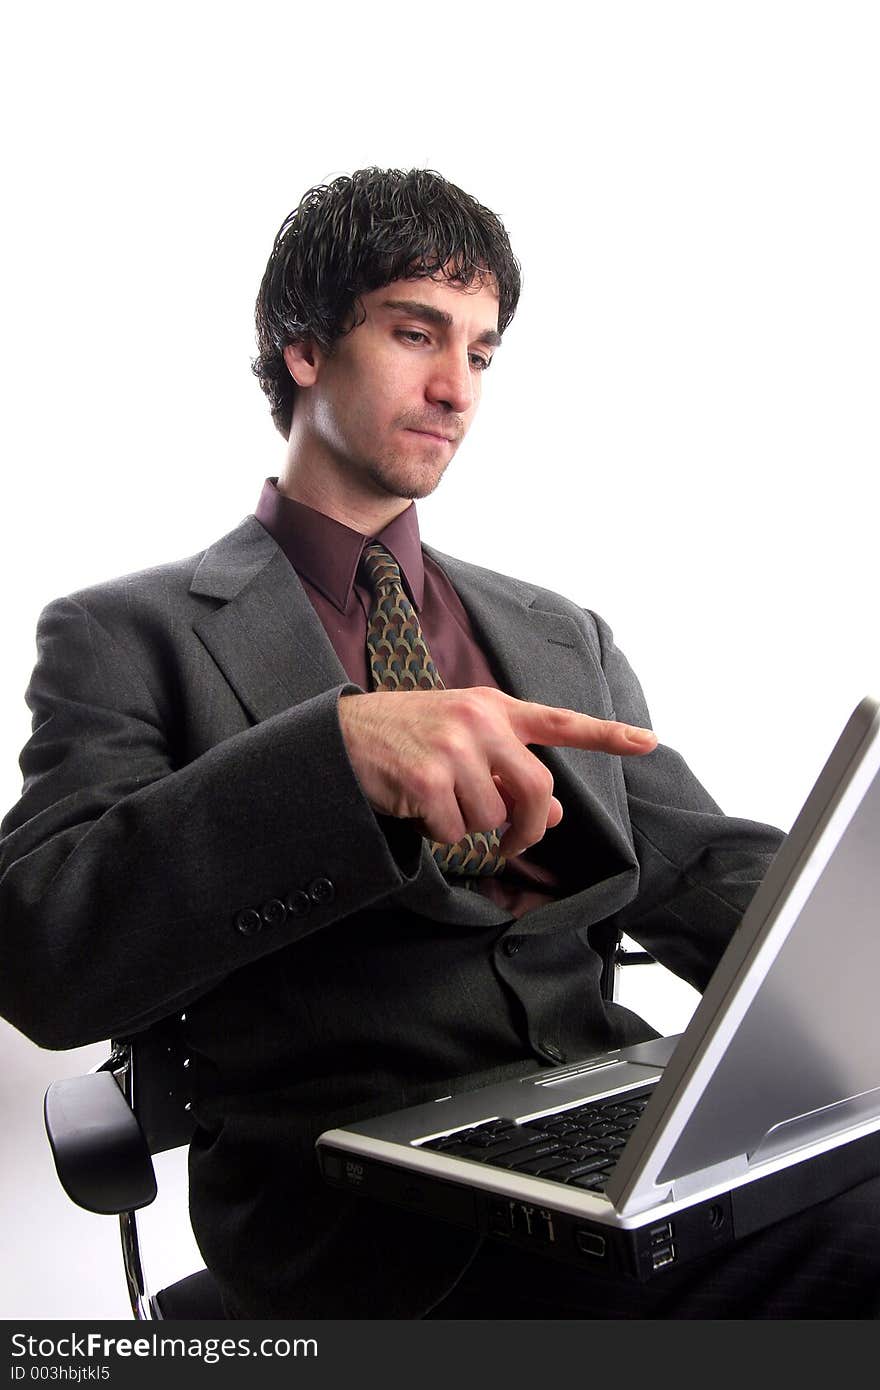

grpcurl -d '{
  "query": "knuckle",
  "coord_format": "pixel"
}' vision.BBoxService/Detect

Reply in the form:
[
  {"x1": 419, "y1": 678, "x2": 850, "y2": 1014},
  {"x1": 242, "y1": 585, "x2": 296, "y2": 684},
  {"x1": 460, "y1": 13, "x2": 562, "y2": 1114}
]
[
  {"x1": 537, "y1": 759, "x2": 554, "y2": 793},
  {"x1": 473, "y1": 796, "x2": 505, "y2": 834},
  {"x1": 434, "y1": 818, "x2": 464, "y2": 844},
  {"x1": 454, "y1": 689, "x2": 487, "y2": 727},
  {"x1": 523, "y1": 758, "x2": 553, "y2": 799},
  {"x1": 412, "y1": 762, "x2": 445, "y2": 804},
  {"x1": 434, "y1": 728, "x2": 468, "y2": 761},
  {"x1": 549, "y1": 705, "x2": 572, "y2": 736}
]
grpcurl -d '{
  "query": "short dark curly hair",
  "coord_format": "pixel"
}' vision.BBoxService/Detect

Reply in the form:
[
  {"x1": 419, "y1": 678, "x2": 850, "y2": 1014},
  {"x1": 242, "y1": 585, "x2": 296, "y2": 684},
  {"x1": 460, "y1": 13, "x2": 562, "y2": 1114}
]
[{"x1": 252, "y1": 167, "x2": 522, "y2": 438}]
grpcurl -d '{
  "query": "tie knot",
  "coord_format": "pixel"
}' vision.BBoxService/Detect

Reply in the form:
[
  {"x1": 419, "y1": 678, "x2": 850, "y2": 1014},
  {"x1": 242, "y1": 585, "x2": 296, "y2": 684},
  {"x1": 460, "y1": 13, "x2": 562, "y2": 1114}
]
[{"x1": 360, "y1": 542, "x2": 403, "y2": 594}]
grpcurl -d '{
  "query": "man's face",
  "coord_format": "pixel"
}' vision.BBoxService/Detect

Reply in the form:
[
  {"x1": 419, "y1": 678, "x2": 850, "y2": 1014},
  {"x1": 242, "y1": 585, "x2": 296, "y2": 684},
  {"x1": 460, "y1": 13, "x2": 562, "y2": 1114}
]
[{"x1": 290, "y1": 270, "x2": 501, "y2": 504}]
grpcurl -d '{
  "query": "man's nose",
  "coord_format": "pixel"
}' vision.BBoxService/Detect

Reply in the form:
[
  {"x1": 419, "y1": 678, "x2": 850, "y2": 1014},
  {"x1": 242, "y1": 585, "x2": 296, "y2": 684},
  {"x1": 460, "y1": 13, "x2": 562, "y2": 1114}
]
[{"x1": 425, "y1": 348, "x2": 475, "y2": 415}]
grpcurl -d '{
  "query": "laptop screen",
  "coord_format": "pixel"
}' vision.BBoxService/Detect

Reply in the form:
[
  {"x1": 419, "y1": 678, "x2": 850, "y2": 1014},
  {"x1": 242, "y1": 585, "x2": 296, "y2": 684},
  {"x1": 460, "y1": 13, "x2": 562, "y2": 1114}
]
[{"x1": 608, "y1": 696, "x2": 880, "y2": 1214}]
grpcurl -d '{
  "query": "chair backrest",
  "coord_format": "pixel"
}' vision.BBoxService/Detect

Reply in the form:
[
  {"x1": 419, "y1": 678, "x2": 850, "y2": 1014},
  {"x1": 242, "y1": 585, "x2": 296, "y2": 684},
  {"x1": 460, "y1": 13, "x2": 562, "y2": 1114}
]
[
  {"x1": 115, "y1": 1011, "x2": 196, "y2": 1157},
  {"x1": 589, "y1": 921, "x2": 623, "y2": 1003},
  {"x1": 108, "y1": 1012, "x2": 217, "y2": 1318}
]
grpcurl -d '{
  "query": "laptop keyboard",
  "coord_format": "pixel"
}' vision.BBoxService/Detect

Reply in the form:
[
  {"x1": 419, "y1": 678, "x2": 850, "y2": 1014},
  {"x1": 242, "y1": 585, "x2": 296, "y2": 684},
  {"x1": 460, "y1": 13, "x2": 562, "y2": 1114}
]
[{"x1": 418, "y1": 1087, "x2": 654, "y2": 1192}]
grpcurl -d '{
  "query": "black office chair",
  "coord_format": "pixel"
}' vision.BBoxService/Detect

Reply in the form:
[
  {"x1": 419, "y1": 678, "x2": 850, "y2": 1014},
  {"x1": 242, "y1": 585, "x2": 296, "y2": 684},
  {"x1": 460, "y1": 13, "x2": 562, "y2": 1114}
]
[
  {"x1": 44, "y1": 1011, "x2": 225, "y2": 1319},
  {"x1": 43, "y1": 926, "x2": 653, "y2": 1320}
]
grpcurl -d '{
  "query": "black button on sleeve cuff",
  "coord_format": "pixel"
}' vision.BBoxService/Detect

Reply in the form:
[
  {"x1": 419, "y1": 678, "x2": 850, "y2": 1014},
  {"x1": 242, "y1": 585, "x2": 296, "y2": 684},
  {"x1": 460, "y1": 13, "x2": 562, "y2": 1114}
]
[
  {"x1": 307, "y1": 877, "x2": 335, "y2": 905},
  {"x1": 286, "y1": 890, "x2": 312, "y2": 919},
  {"x1": 261, "y1": 898, "x2": 287, "y2": 927},
  {"x1": 234, "y1": 908, "x2": 262, "y2": 936}
]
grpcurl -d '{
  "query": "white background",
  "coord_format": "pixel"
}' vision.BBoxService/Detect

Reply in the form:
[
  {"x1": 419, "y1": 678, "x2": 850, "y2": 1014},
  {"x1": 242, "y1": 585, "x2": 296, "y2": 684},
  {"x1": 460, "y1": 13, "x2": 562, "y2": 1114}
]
[{"x1": 1, "y1": 1, "x2": 877, "y2": 1320}]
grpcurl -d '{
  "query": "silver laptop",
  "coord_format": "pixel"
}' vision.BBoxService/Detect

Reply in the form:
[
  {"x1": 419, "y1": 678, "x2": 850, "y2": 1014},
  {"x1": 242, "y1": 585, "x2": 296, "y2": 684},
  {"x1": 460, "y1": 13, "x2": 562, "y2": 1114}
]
[{"x1": 317, "y1": 696, "x2": 880, "y2": 1279}]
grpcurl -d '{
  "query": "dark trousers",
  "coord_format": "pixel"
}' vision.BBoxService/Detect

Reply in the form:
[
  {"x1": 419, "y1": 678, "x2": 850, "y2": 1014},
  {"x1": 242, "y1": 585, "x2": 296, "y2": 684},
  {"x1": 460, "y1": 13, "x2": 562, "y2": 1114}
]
[{"x1": 425, "y1": 1175, "x2": 880, "y2": 1319}]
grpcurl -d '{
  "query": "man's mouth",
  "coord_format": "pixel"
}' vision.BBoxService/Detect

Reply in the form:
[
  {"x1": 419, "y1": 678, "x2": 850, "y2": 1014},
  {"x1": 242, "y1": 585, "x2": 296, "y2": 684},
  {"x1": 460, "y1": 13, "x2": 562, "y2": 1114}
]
[{"x1": 408, "y1": 428, "x2": 455, "y2": 444}]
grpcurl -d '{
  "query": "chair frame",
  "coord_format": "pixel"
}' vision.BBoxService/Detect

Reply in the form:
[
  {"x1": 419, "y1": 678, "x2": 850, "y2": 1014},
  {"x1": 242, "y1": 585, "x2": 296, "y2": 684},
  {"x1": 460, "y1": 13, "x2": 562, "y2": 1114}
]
[{"x1": 110, "y1": 1040, "x2": 177, "y2": 1321}]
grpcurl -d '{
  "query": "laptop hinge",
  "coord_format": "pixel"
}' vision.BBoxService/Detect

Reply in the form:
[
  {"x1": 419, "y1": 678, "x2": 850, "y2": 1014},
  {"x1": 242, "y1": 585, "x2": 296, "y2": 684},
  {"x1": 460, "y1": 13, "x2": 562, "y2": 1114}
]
[{"x1": 669, "y1": 1154, "x2": 750, "y2": 1203}]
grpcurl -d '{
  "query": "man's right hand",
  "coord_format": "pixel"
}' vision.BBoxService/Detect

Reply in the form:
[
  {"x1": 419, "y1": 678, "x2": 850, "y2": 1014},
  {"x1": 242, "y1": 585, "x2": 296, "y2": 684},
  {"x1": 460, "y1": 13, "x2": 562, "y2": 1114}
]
[{"x1": 337, "y1": 686, "x2": 657, "y2": 858}]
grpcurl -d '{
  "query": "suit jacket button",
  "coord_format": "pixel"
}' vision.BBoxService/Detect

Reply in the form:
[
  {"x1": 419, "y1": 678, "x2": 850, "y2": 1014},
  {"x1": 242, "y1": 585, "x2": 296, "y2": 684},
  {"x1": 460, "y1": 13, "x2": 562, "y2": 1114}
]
[
  {"x1": 307, "y1": 877, "x2": 335, "y2": 905},
  {"x1": 234, "y1": 908, "x2": 262, "y2": 936},
  {"x1": 286, "y1": 890, "x2": 312, "y2": 919},
  {"x1": 502, "y1": 937, "x2": 520, "y2": 957},
  {"x1": 541, "y1": 1042, "x2": 566, "y2": 1063},
  {"x1": 261, "y1": 898, "x2": 287, "y2": 928}
]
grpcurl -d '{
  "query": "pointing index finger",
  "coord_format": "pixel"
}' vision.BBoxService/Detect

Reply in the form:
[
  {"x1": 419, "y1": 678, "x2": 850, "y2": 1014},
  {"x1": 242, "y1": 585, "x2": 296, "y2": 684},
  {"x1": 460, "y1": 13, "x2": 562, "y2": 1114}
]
[{"x1": 507, "y1": 699, "x2": 658, "y2": 755}]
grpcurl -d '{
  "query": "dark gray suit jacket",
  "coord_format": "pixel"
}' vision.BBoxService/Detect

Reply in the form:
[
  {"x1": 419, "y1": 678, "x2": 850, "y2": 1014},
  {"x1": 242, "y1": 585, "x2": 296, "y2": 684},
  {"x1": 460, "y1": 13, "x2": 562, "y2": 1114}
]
[{"x1": 0, "y1": 515, "x2": 783, "y2": 1316}]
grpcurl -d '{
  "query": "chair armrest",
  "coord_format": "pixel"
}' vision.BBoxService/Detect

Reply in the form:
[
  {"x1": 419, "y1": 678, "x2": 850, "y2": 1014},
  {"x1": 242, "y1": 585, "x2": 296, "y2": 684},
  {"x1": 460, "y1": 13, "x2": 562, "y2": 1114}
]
[
  {"x1": 616, "y1": 946, "x2": 656, "y2": 966},
  {"x1": 44, "y1": 1072, "x2": 158, "y2": 1214}
]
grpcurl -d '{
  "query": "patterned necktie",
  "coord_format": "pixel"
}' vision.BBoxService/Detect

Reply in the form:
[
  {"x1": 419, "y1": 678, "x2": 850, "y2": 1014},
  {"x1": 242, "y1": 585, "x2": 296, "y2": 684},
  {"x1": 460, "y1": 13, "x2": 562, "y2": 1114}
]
[{"x1": 360, "y1": 542, "x2": 506, "y2": 879}]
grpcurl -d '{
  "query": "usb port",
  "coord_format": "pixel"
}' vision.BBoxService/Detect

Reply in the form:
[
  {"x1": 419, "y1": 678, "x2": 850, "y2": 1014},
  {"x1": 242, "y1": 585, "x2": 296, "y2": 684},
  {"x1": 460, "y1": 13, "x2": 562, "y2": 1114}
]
[
  {"x1": 575, "y1": 1230, "x2": 606, "y2": 1258},
  {"x1": 651, "y1": 1242, "x2": 676, "y2": 1270},
  {"x1": 649, "y1": 1221, "x2": 673, "y2": 1244}
]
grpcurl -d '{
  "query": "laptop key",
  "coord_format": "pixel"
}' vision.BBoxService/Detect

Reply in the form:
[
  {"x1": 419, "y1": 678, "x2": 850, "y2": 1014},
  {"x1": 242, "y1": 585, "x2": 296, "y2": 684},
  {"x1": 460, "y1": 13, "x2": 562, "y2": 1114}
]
[
  {"x1": 490, "y1": 1140, "x2": 566, "y2": 1168},
  {"x1": 453, "y1": 1132, "x2": 562, "y2": 1162},
  {"x1": 420, "y1": 1119, "x2": 518, "y2": 1151},
  {"x1": 421, "y1": 1134, "x2": 476, "y2": 1151},
  {"x1": 568, "y1": 1171, "x2": 612, "y2": 1190},
  {"x1": 539, "y1": 1156, "x2": 611, "y2": 1180},
  {"x1": 513, "y1": 1152, "x2": 583, "y2": 1176}
]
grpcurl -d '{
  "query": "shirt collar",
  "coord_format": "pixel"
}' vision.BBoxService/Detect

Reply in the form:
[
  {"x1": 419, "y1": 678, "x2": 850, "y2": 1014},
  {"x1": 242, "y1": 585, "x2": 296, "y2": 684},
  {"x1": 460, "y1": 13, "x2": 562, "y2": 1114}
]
[{"x1": 253, "y1": 477, "x2": 426, "y2": 613}]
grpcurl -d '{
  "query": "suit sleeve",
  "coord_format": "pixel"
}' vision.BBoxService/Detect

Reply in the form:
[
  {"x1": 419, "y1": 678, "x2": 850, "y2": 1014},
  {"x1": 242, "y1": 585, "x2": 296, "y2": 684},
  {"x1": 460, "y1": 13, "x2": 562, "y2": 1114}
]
[
  {"x1": 588, "y1": 610, "x2": 786, "y2": 991},
  {"x1": 0, "y1": 596, "x2": 422, "y2": 1049}
]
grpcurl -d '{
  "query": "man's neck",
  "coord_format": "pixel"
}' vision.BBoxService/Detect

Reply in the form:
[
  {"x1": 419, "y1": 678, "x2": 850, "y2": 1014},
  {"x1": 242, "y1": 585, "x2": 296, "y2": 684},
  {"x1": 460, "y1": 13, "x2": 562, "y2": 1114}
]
[{"x1": 277, "y1": 453, "x2": 412, "y2": 537}]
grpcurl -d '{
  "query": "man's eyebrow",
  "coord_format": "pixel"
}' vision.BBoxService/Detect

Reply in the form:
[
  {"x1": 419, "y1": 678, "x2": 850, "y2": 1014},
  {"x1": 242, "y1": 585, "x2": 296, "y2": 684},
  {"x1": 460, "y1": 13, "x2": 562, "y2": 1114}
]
[{"x1": 380, "y1": 299, "x2": 502, "y2": 348}]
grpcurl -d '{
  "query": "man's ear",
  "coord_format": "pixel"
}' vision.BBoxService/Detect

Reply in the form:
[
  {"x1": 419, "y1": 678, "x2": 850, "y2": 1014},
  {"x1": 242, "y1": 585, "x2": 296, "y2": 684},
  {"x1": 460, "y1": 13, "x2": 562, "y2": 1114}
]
[{"x1": 283, "y1": 340, "x2": 321, "y2": 389}]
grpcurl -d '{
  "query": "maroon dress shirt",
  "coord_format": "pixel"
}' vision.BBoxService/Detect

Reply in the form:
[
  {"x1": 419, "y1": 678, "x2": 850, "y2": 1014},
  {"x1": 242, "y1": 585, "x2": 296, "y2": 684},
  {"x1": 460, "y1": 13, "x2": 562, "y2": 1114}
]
[{"x1": 254, "y1": 478, "x2": 565, "y2": 918}]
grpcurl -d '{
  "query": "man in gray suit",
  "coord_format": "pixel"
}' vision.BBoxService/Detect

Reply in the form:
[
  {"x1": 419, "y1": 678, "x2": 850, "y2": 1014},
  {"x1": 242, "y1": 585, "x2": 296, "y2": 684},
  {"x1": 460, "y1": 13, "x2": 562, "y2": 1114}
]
[{"x1": 2, "y1": 169, "x2": 877, "y2": 1318}]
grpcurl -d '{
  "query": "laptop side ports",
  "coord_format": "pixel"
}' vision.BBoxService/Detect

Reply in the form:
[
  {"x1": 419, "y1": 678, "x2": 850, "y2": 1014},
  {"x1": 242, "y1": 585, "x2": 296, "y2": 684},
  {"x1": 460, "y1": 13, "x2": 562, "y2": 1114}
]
[
  {"x1": 575, "y1": 1229, "x2": 607, "y2": 1258},
  {"x1": 650, "y1": 1242, "x2": 676, "y2": 1270},
  {"x1": 487, "y1": 1199, "x2": 556, "y2": 1243}
]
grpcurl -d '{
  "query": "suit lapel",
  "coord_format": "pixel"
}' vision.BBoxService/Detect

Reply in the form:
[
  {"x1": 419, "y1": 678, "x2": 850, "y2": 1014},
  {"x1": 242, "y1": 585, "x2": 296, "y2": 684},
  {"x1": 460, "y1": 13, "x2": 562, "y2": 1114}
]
[
  {"x1": 422, "y1": 544, "x2": 634, "y2": 860},
  {"x1": 422, "y1": 545, "x2": 602, "y2": 709},
  {"x1": 190, "y1": 517, "x2": 350, "y2": 724}
]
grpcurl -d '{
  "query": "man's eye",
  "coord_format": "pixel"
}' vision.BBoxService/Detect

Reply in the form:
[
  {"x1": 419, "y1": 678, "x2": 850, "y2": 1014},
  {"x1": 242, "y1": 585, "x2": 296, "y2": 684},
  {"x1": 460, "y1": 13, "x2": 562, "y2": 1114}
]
[{"x1": 395, "y1": 330, "x2": 491, "y2": 371}]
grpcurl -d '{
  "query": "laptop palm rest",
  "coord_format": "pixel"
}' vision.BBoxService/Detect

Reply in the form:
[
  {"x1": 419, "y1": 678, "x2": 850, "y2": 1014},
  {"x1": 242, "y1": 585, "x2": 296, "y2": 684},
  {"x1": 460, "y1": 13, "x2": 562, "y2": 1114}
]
[
  {"x1": 509, "y1": 1060, "x2": 663, "y2": 1122},
  {"x1": 345, "y1": 1060, "x2": 665, "y2": 1145}
]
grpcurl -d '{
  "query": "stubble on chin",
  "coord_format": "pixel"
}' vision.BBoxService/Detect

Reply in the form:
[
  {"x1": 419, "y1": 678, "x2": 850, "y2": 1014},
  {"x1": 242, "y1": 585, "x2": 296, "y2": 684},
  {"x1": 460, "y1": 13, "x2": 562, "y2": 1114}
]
[{"x1": 361, "y1": 444, "x2": 453, "y2": 501}]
